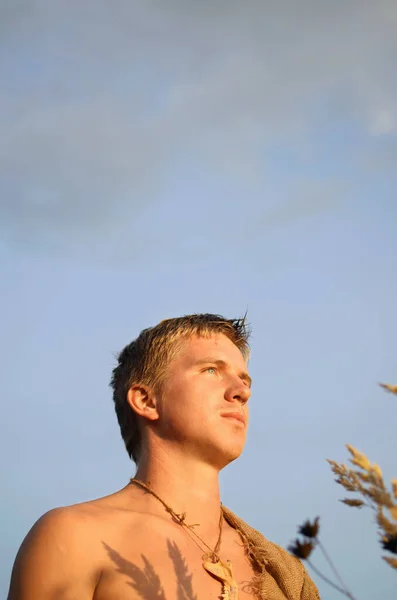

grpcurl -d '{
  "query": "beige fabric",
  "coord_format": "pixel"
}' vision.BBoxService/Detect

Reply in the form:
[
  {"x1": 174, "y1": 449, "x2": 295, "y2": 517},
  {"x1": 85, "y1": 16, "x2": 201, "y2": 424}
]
[{"x1": 222, "y1": 506, "x2": 320, "y2": 600}]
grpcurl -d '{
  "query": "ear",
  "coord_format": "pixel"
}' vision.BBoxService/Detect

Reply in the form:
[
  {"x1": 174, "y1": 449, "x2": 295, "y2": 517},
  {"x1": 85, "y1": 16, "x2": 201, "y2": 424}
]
[{"x1": 127, "y1": 384, "x2": 159, "y2": 421}]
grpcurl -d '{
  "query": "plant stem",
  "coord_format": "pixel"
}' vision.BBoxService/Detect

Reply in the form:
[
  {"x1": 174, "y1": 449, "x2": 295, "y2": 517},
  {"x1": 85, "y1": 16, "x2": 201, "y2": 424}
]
[
  {"x1": 317, "y1": 539, "x2": 356, "y2": 598},
  {"x1": 307, "y1": 560, "x2": 358, "y2": 600}
]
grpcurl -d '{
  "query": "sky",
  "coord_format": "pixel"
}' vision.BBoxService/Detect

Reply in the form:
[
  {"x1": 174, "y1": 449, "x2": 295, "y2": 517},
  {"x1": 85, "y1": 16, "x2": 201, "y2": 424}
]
[{"x1": 1, "y1": 1, "x2": 397, "y2": 598}]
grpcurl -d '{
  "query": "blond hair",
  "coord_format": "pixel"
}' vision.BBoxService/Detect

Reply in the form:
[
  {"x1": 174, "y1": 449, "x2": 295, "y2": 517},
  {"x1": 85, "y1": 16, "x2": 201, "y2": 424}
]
[{"x1": 110, "y1": 313, "x2": 251, "y2": 463}]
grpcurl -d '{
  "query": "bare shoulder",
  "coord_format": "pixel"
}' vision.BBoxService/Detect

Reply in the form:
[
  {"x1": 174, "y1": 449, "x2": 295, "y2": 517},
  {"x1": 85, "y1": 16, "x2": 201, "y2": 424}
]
[
  {"x1": 7, "y1": 488, "x2": 177, "y2": 600},
  {"x1": 7, "y1": 504, "x2": 103, "y2": 600}
]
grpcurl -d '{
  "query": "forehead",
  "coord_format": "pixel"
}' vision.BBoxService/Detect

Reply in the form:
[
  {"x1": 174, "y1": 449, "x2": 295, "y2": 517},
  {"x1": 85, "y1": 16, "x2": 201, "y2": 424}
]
[{"x1": 177, "y1": 333, "x2": 247, "y2": 368}]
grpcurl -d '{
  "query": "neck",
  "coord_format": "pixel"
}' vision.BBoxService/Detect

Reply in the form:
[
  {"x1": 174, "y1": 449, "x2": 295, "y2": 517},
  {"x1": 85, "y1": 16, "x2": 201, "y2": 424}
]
[{"x1": 132, "y1": 446, "x2": 222, "y2": 542}]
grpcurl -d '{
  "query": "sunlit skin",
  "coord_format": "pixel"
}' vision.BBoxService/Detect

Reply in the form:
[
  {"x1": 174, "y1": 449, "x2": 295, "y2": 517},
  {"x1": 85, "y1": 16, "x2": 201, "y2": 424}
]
[
  {"x1": 129, "y1": 332, "x2": 252, "y2": 538},
  {"x1": 7, "y1": 333, "x2": 256, "y2": 600}
]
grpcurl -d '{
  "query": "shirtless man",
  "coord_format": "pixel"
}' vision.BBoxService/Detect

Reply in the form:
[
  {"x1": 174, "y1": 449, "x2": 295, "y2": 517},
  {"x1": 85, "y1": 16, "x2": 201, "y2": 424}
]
[{"x1": 7, "y1": 314, "x2": 319, "y2": 599}]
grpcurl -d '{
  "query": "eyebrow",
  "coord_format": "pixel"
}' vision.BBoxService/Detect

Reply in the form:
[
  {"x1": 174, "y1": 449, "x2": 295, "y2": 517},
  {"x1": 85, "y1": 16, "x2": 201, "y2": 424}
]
[{"x1": 193, "y1": 357, "x2": 252, "y2": 388}]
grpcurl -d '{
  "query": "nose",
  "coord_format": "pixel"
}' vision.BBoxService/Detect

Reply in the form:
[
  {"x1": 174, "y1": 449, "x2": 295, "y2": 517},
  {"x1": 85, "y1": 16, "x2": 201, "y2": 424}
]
[{"x1": 225, "y1": 377, "x2": 251, "y2": 405}]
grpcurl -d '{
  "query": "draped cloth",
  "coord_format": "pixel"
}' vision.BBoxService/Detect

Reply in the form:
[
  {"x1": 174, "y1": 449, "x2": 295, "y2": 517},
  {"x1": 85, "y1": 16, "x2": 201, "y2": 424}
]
[{"x1": 222, "y1": 506, "x2": 320, "y2": 600}]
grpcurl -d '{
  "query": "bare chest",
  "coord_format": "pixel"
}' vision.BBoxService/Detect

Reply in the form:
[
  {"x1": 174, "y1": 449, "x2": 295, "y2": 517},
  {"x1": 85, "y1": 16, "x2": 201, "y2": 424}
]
[{"x1": 94, "y1": 526, "x2": 258, "y2": 600}]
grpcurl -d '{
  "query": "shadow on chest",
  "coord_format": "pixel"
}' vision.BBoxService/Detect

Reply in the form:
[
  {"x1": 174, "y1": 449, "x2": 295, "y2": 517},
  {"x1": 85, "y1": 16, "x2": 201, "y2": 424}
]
[{"x1": 97, "y1": 537, "x2": 258, "y2": 600}]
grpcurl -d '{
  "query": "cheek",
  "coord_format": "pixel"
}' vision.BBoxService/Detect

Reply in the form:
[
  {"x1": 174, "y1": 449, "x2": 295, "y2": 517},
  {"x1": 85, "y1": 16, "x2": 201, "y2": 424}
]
[
  {"x1": 159, "y1": 375, "x2": 220, "y2": 428},
  {"x1": 164, "y1": 395, "x2": 215, "y2": 433},
  {"x1": 158, "y1": 381, "x2": 195, "y2": 422}
]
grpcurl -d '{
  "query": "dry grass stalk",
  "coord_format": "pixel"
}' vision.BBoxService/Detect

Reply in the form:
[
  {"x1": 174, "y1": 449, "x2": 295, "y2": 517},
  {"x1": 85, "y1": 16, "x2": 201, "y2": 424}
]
[
  {"x1": 378, "y1": 383, "x2": 397, "y2": 395},
  {"x1": 288, "y1": 517, "x2": 357, "y2": 599},
  {"x1": 383, "y1": 556, "x2": 397, "y2": 569},
  {"x1": 289, "y1": 382, "x2": 396, "y2": 598},
  {"x1": 327, "y1": 381, "x2": 397, "y2": 571}
]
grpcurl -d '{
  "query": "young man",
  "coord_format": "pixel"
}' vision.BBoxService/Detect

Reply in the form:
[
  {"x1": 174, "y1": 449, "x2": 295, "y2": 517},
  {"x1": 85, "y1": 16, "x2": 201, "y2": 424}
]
[{"x1": 8, "y1": 314, "x2": 319, "y2": 599}]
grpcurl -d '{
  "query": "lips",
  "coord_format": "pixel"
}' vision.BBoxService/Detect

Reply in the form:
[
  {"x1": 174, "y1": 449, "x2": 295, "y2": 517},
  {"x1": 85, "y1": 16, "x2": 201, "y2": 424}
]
[{"x1": 221, "y1": 411, "x2": 246, "y2": 426}]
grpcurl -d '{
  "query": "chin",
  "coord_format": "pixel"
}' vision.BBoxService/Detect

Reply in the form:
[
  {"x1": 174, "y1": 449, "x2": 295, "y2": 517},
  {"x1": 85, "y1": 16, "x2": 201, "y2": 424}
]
[
  {"x1": 213, "y1": 443, "x2": 245, "y2": 470},
  {"x1": 192, "y1": 434, "x2": 246, "y2": 468}
]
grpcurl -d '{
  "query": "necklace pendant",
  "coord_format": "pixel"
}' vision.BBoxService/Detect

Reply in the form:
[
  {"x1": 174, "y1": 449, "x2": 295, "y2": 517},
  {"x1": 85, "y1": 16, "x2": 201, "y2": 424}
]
[
  {"x1": 221, "y1": 582, "x2": 238, "y2": 600},
  {"x1": 203, "y1": 558, "x2": 238, "y2": 600}
]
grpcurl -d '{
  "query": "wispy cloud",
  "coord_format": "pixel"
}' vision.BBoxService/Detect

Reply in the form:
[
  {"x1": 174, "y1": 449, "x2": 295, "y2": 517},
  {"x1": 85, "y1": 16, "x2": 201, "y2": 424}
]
[{"x1": 1, "y1": 1, "x2": 396, "y2": 250}]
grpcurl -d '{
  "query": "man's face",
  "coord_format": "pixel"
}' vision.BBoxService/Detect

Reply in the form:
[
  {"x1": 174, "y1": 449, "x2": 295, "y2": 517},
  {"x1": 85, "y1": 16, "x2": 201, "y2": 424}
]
[{"x1": 154, "y1": 333, "x2": 252, "y2": 469}]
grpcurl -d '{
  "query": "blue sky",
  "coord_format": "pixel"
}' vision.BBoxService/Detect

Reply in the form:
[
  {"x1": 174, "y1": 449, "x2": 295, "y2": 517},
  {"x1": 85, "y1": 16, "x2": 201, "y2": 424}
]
[{"x1": 1, "y1": 2, "x2": 397, "y2": 599}]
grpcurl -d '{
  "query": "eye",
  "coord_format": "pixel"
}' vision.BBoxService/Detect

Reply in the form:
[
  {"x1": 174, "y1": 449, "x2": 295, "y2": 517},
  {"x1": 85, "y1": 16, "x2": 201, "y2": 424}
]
[{"x1": 204, "y1": 366, "x2": 217, "y2": 375}]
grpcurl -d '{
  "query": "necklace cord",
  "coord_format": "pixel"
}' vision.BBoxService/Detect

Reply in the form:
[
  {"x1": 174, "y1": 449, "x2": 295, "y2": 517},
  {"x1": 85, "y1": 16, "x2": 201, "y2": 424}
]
[{"x1": 129, "y1": 478, "x2": 223, "y2": 561}]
